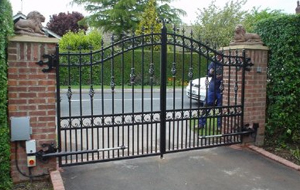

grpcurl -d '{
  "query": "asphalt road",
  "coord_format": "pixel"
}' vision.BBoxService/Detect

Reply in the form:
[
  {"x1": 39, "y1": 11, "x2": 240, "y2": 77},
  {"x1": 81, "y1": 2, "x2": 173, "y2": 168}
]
[{"x1": 60, "y1": 89, "x2": 200, "y2": 116}]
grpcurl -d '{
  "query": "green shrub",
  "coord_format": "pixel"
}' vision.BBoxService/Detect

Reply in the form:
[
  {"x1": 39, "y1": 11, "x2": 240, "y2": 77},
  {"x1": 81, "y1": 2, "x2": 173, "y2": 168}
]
[
  {"x1": 255, "y1": 14, "x2": 300, "y2": 146},
  {"x1": 59, "y1": 30, "x2": 103, "y2": 50},
  {"x1": 58, "y1": 31, "x2": 208, "y2": 87},
  {"x1": 0, "y1": 0, "x2": 13, "y2": 189}
]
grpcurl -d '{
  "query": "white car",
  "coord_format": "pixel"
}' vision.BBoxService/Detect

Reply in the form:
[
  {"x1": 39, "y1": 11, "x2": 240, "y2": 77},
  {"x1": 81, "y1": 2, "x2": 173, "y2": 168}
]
[{"x1": 185, "y1": 77, "x2": 211, "y2": 103}]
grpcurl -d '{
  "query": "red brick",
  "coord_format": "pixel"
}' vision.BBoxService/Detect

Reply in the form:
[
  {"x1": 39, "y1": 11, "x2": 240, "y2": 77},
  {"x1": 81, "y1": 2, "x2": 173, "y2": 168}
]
[
  {"x1": 9, "y1": 99, "x2": 27, "y2": 104},
  {"x1": 39, "y1": 116, "x2": 55, "y2": 122},
  {"x1": 8, "y1": 93, "x2": 18, "y2": 98},
  {"x1": 38, "y1": 80, "x2": 56, "y2": 85},
  {"x1": 8, "y1": 73, "x2": 19, "y2": 80},
  {"x1": 32, "y1": 43, "x2": 40, "y2": 61},
  {"x1": 19, "y1": 93, "x2": 37, "y2": 98},
  {"x1": 8, "y1": 105, "x2": 18, "y2": 111},
  {"x1": 26, "y1": 43, "x2": 32, "y2": 61},
  {"x1": 28, "y1": 87, "x2": 46, "y2": 91},
  {"x1": 9, "y1": 112, "x2": 28, "y2": 117},
  {"x1": 19, "y1": 81, "x2": 38, "y2": 86},
  {"x1": 19, "y1": 105, "x2": 37, "y2": 110},
  {"x1": 8, "y1": 86, "x2": 27, "y2": 92},
  {"x1": 8, "y1": 54, "x2": 17, "y2": 61},
  {"x1": 28, "y1": 99, "x2": 46, "y2": 104},
  {"x1": 8, "y1": 68, "x2": 18, "y2": 73}
]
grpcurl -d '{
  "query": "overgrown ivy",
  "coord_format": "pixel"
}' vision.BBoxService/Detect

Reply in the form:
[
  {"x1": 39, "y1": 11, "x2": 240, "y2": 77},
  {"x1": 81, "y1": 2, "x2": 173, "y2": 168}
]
[
  {"x1": 255, "y1": 14, "x2": 300, "y2": 146},
  {"x1": 0, "y1": 0, "x2": 13, "y2": 189}
]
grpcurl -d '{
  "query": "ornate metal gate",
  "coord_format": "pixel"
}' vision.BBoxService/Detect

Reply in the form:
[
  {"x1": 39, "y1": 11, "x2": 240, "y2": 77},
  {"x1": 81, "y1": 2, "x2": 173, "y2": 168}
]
[{"x1": 41, "y1": 22, "x2": 255, "y2": 167}]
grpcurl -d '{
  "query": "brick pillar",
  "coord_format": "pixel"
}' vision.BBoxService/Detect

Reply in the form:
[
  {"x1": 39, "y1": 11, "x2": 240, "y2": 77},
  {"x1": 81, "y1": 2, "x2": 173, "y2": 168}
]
[
  {"x1": 222, "y1": 45, "x2": 269, "y2": 146},
  {"x1": 8, "y1": 36, "x2": 58, "y2": 182}
]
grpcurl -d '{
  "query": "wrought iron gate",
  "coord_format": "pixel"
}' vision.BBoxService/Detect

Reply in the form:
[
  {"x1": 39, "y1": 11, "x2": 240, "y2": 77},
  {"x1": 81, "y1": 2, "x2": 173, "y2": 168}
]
[{"x1": 41, "y1": 22, "x2": 255, "y2": 167}]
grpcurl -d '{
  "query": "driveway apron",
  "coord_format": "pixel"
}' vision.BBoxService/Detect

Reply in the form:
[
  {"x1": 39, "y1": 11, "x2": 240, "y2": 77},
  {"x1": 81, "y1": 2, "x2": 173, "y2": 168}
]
[{"x1": 61, "y1": 146, "x2": 300, "y2": 190}]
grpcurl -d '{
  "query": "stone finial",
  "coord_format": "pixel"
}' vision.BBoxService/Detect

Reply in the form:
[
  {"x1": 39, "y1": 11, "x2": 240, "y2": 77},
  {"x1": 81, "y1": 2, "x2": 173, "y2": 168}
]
[
  {"x1": 230, "y1": 24, "x2": 263, "y2": 45},
  {"x1": 14, "y1": 11, "x2": 46, "y2": 37},
  {"x1": 296, "y1": 1, "x2": 300, "y2": 14}
]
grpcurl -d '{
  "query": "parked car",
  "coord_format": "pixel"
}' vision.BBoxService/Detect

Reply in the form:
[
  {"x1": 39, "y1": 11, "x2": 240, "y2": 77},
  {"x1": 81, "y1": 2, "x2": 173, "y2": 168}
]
[{"x1": 185, "y1": 77, "x2": 211, "y2": 103}]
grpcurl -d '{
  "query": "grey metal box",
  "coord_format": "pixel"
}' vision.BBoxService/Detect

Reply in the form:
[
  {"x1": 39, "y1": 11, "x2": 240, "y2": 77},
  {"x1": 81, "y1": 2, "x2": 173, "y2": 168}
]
[{"x1": 11, "y1": 117, "x2": 31, "y2": 141}]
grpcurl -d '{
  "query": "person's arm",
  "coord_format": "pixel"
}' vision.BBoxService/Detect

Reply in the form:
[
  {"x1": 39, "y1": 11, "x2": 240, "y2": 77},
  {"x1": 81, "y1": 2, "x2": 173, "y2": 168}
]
[{"x1": 208, "y1": 62, "x2": 215, "y2": 77}]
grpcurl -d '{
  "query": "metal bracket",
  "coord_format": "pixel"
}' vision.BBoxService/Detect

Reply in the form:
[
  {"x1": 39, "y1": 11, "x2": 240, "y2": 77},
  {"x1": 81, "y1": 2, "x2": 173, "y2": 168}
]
[
  {"x1": 245, "y1": 57, "x2": 254, "y2": 72},
  {"x1": 242, "y1": 123, "x2": 259, "y2": 140},
  {"x1": 36, "y1": 54, "x2": 57, "y2": 73},
  {"x1": 36, "y1": 142, "x2": 57, "y2": 163}
]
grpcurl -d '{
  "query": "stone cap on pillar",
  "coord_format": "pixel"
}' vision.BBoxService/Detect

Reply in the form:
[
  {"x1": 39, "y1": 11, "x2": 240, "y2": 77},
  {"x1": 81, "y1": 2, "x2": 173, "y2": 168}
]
[
  {"x1": 222, "y1": 44, "x2": 269, "y2": 51},
  {"x1": 9, "y1": 35, "x2": 59, "y2": 43}
]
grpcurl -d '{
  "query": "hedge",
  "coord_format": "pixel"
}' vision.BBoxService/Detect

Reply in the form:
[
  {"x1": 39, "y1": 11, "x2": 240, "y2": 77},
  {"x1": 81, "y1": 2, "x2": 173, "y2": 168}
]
[
  {"x1": 255, "y1": 14, "x2": 300, "y2": 145},
  {"x1": 59, "y1": 49, "x2": 208, "y2": 86},
  {"x1": 0, "y1": 0, "x2": 13, "y2": 189}
]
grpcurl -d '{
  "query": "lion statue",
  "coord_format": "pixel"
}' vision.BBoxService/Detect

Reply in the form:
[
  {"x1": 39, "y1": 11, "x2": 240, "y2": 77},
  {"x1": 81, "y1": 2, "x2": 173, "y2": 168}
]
[
  {"x1": 230, "y1": 24, "x2": 262, "y2": 45},
  {"x1": 14, "y1": 11, "x2": 45, "y2": 36}
]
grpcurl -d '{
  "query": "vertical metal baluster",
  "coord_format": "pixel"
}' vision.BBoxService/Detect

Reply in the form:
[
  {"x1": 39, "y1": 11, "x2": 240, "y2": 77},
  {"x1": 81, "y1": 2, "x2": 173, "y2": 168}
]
[
  {"x1": 55, "y1": 44, "x2": 62, "y2": 166},
  {"x1": 78, "y1": 46, "x2": 83, "y2": 163},
  {"x1": 66, "y1": 47, "x2": 72, "y2": 164},
  {"x1": 160, "y1": 20, "x2": 167, "y2": 158},
  {"x1": 121, "y1": 40, "x2": 125, "y2": 157},
  {"x1": 234, "y1": 50, "x2": 239, "y2": 142},
  {"x1": 88, "y1": 45, "x2": 94, "y2": 161},
  {"x1": 100, "y1": 40, "x2": 105, "y2": 159},
  {"x1": 212, "y1": 50, "x2": 217, "y2": 141},
  {"x1": 226, "y1": 49, "x2": 232, "y2": 143},
  {"x1": 141, "y1": 26, "x2": 145, "y2": 155},
  {"x1": 234, "y1": 50, "x2": 241, "y2": 140},
  {"x1": 150, "y1": 25, "x2": 154, "y2": 154},
  {"x1": 188, "y1": 29, "x2": 194, "y2": 148},
  {"x1": 197, "y1": 39, "x2": 201, "y2": 147},
  {"x1": 181, "y1": 27, "x2": 185, "y2": 149},
  {"x1": 219, "y1": 50, "x2": 224, "y2": 144},
  {"x1": 202, "y1": 76, "x2": 209, "y2": 144},
  {"x1": 111, "y1": 35, "x2": 115, "y2": 158},
  {"x1": 149, "y1": 62, "x2": 154, "y2": 153},
  {"x1": 131, "y1": 31, "x2": 136, "y2": 156},
  {"x1": 171, "y1": 24, "x2": 177, "y2": 151}
]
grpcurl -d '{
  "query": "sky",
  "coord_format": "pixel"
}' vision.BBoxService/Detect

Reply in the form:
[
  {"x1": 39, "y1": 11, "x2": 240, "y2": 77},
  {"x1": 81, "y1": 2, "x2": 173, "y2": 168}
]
[{"x1": 10, "y1": 0, "x2": 298, "y2": 26}]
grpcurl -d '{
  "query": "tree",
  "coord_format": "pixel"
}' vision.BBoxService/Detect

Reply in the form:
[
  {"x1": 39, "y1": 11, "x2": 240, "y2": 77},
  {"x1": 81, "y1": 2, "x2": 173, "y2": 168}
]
[
  {"x1": 242, "y1": 7, "x2": 285, "y2": 33},
  {"x1": 193, "y1": 0, "x2": 286, "y2": 48},
  {"x1": 135, "y1": 0, "x2": 162, "y2": 39},
  {"x1": 46, "y1": 11, "x2": 88, "y2": 36},
  {"x1": 71, "y1": 0, "x2": 186, "y2": 40},
  {"x1": 193, "y1": 0, "x2": 248, "y2": 47},
  {"x1": 135, "y1": 0, "x2": 163, "y2": 50}
]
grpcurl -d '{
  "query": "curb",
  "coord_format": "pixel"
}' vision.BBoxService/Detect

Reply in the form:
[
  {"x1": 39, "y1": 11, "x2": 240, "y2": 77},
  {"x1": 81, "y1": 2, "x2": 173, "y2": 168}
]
[
  {"x1": 50, "y1": 170, "x2": 65, "y2": 190},
  {"x1": 247, "y1": 145, "x2": 300, "y2": 171}
]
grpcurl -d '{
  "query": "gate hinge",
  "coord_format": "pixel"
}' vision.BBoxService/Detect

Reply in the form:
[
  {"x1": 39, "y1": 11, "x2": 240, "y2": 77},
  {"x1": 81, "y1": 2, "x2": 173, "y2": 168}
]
[
  {"x1": 245, "y1": 57, "x2": 254, "y2": 72},
  {"x1": 36, "y1": 54, "x2": 57, "y2": 73}
]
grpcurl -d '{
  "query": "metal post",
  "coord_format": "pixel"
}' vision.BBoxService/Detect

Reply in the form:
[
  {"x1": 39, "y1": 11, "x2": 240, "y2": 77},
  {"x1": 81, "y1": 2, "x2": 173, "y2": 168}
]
[
  {"x1": 55, "y1": 44, "x2": 62, "y2": 166},
  {"x1": 160, "y1": 20, "x2": 167, "y2": 158},
  {"x1": 241, "y1": 49, "x2": 246, "y2": 143}
]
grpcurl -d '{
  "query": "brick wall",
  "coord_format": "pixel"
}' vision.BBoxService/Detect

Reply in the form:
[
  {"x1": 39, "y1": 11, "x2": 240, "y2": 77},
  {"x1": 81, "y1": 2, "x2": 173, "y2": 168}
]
[
  {"x1": 223, "y1": 45, "x2": 269, "y2": 145},
  {"x1": 8, "y1": 36, "x2": 58, "y2": 182}
]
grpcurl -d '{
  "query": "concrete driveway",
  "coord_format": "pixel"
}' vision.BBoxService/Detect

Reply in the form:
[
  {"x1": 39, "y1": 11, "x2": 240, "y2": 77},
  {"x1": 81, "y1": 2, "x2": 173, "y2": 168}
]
[{"x1": 61, "y1": 146, "x2": 300, "y2": 190}]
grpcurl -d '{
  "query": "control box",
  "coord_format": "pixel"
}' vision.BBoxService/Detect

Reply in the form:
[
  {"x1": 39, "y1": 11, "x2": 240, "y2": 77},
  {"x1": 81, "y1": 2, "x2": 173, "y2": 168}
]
[
  {"x1": 27, "y1": 155, "x2": 36, "y2": 167},
  {"x1": 11, "y1": 117, "x2": 31, "y2": 141},
  {"x1": 26, "y1": 139, "x2": 36, "y2": 154}
]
